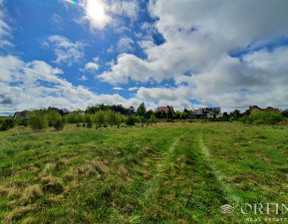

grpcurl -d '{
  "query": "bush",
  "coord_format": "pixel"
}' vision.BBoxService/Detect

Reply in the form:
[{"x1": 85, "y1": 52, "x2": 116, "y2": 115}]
[
  {"x1": 66, "y1": 113, "x2": 84, "y2": 124},
  {"x1": 29, "y1": 111, "x2": 48, "y2": 131},
  {"x1": 242, "y1": 110, "x2": 285, "y2": 125},
  {"x1": 85, "y1": 115, "x2": 93, "y2": 128},
  {"x1": 126, "y1": 116, "x2": 135, "y2": 126},
  {"x1": 54, "y1": 119, "x2": 64, "y2": 131},
  {"x1": 149, "y1": 115, "x2": 157, "y2": 123},
  {"x1": 17, "y1": 117, "x2": 28, "y2": 126},
  {"x1": 95, "y1": 110, "x2": 105, "y2": 124},
  {"x1": 46, "y1": 110, "x2": 62, "y2": 127},
  {"x1": 0, "y1": 117, "x2": 15, "y2": 131}
]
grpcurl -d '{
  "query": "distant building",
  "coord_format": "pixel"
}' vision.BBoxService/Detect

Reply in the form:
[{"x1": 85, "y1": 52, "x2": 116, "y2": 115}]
[
  {"x1": 191, "y1": 107, "x2": 221, "y2": 119},
  {"x1": 13, "y1": 111, "x2": 30, "y2": 120},
  {"x1": 155, "y1": 106, "x2": 175, "y2": 115},
  {"x1": 243, "y1": 106, "x2": 280, "y2": 115},
  {"x1": 263, "y1": 107, "x2": 280, "y2": 113}
]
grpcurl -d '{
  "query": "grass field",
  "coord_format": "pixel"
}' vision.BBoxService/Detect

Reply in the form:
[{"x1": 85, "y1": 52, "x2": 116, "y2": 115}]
[{"x1": 0, "y1": 122, "x2": 287, "y2": 223}]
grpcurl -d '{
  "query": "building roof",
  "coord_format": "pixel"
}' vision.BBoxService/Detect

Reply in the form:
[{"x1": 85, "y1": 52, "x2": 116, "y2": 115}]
[
  {"x1": 243, "y1": 105, "x2": 280, "y2": 114},
  {"x1": 156, "y1": 106, "x2": 174, "y2": 114},
  {"x1": 263, "y1": 108, "x2": 280, "y2": 113},
  {"x1": 194, "y1": 107, "x2": 221, "y2": 115}
]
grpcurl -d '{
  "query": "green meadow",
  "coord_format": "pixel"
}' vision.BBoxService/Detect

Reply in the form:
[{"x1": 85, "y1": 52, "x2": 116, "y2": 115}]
[{"x1": 0, "y1": 122, "x2": 287, "y2": 223}]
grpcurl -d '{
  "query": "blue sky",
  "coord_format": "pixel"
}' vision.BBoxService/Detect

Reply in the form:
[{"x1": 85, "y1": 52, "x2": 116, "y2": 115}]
[{"x1": 0, "y1": 0, "x2": 288, "y2": 115}]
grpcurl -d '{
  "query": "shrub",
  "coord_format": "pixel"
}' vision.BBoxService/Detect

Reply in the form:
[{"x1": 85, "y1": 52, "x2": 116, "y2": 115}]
[
  {"x1": 17, "y1": 117, "x2": 28, "y2": 126},
  {"x1": 149, "y1": 115, "x2": 157, "y2": 124},
  {"x1": 0, "y1": 117, "x2": 15, "y2": 131},
  {"x1": 95, "y1": 110, "x2": 105, "y2": 124},
  {"x1": 66, "y1": 112, "x2": 84, "y2": 124},
  {"x1": 166, "y1": 118, "x2": 174, "y2": 123},
  {"x1": 29, "y1": 111, "x2": 48, "y2": 131},
  {"x1": 46, "y1": 110, "x2": 62, "y2": 127},
  {"x1": 85, "y1": 115, "x2": 93, "y2": 128},
  {"x1": 54, "y1": 119, "x2": 64, "y2": 131},
  {"x1": 242, "y1": 110, "x2": 285, "y2": 125},
  {"x1": 126, "y1": 116, "x2": 135, "y2": 126}
]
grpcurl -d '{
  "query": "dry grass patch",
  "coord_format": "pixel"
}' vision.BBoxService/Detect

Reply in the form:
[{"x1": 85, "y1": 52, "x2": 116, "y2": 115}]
[
  {"x1": 41, "y1": 176, "x2": 64, "y2": 194},
  {"x1": 20, "y1": 184, "x2": 43, "y2": 204},
  {"x1": 91, "y1": 160, "x2": 109, "y2": 174},
  {"x1": 5, "y1": 204, "x2": 37, "y2": 223},
  {"x1": 39, "y1": 162, "x2": 56, "y2": 177}
]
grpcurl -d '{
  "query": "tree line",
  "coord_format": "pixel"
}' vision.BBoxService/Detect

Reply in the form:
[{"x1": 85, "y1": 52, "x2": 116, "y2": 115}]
[{"x1": 1, "y1": 104, "x2": 288, "y2": 132}]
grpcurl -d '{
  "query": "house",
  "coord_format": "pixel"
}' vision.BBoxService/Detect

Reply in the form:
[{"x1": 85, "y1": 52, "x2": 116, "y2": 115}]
[
  {"x1": 191, "y1": 107, "x2": 221, "y2": 119},
  {"x1": 242, "y1": 105, "x2": 262, "y2": 115},
  {"x1": 243, "y1": 106, "x2": 280, "y2": 115},
  {"x1": 263, "y1": 107, "x2": 280, "y2": 113},
  {"x1": 13, "y1": 110, "x2": 30, "y2": 120},
  {"x1": 155, "y1": 106, "x2": 175, "y2": 115}
]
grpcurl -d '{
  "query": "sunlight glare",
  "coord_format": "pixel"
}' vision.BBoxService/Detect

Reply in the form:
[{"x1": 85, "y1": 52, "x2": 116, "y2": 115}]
[{"x1": 87, "y1": 0, "x2": 105, "y2": 22}]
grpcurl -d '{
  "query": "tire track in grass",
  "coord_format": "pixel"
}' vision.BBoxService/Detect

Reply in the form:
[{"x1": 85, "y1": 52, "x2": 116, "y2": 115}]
[
  {"x1": 199, "y1": 129, "x2": 241, "y2": 203},
  {"x1": 143, "y1": 129, "x2": 190, "y2": 201}
]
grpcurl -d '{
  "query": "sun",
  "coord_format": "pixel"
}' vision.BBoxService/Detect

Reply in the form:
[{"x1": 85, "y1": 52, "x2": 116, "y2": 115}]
[{"x1": 86, "y1": 0, "x2": 105, "y2": 22}]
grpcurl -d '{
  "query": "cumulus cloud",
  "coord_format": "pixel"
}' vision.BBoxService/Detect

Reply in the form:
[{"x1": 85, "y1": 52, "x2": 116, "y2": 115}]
[
  {"x1": 110, "y1": 0, "x2": 139, "y2": 21},
  {"x1": 47, "y1": 35, "x2": 85, "y2": 66},
  {"x1": 117, "y1": 37, "x2": 134, "y2": 52},
  {"x1": 97, "y1": 0, "x2": 288, "y2": 110},
  {"x1": 77, "y1": 0, "x2": 139, "y2": 31},
  {"x1": 80, "y1": 57, "x2": 99, "y2": 73},
  {"x1": 78, "y1": 75, "x2": 88, "y2": 81},
  {"x1": 0, "y1": 55, "x2": 143, "y2": 115}
]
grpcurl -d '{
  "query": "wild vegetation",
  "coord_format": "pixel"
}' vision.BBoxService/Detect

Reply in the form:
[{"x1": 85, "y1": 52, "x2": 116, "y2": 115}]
[
  {"x1": 1, "y1": 103, "x2": 288, "y2": 133},
  {"x1": 0, "y1": 122, "x2": 287, "y2": 223}
]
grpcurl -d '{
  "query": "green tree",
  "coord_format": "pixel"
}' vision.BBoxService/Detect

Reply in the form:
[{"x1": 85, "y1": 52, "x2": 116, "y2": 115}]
[
  {"x1": 282, "y1": 109, "x2": 288, "y2": 118},
  {"x1": 95, "y1": 110, "x2": 105, "y2": 124},
  {"x1": 29, "y1": 111, "x2": 48, "y2": 131},
  {"x1": 137, "y1": 102, "x2": 146, "y2": 116},
  {"x1": 46, "y1": 110, "x2": 62, "y2": 127},
  {"x1": 149, "y1": 114, "x2": 157, "y2": 123},
  {"x1": 230, "y1": 109, "x2": 241, "y2": 120},
  {"x1": 54, "y1": 119, "x2": 64, "y2": 131},
  {"x1": 126, "y1": 116, "x2": 135, "y2": 126},
  {"x1": 0, "y1": 117, "x2": 15, "y2": 131}
]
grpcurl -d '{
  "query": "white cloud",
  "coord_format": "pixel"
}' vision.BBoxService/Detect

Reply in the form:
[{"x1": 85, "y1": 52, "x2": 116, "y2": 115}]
[
  {"x1": 78, "y1": 75, "x2": 88, "y2": 81},
  {"x1": 52, "y1": 13, "x2": 65, "y2": 29},
  {"x1": 117, "y1": 37, "x2": 134, "y2": 52},
  {"x1": 0, "y1": 1, "x2": 13, "y2": 48},
  {"x1": 110, "y1": 0, "x2": 139, "y2": 21},
  {"x1": 107, "y1": 44, "x2": 114, "y2": 53},
  {"x1": 128, "y1": 87, "x2": 138, "y2": 91},
  {"x1": 80, "y1": 57, "x2": 99, "y2": 73},
  {"x1": 113, "y1": 87, "x2": 124, "y2": 91},
  {"x1": 97, "y1": 0, "x2": 288, "y2": 110},
  {"x1": 84, "y1": 62, "x2": 99, "y2": 71},
  {"x1": 47, "y1": 35, "x2": 85, "y2": 66},
  {"x1": 0, "y1": 39, "x2": 13, "y2": 48},
  {"x1": 76, "y1": 0, "x2": 139, "y2": 31},
  {"x1": 0, "y1": 55, "x2": 24, "y2": 82},
  {"x1": 0, "y1": 55, "x2": 145, "y2": 115},
  {"x1": 133, "y1": 46, "x2": 288, "y2": 111}
]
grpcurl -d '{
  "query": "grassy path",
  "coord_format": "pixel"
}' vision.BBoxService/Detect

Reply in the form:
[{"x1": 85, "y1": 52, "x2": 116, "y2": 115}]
[
  {"x1": 199, "y1": 129, "x2": 241, "y2": 203},
  {"x1": 131, "y1": 129, "x2": 238, "y2": 223}
]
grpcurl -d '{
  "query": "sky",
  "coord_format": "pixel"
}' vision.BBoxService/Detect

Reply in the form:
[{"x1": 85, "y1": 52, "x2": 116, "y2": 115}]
[{"x1": 0, "y1": 0, "x2": 288, "y2": 116}]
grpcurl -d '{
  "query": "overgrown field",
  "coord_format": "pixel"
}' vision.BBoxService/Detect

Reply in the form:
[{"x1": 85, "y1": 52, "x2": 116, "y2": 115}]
[{"x1": 0, "y1": 122, "x2": 287, "y2": 223}]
